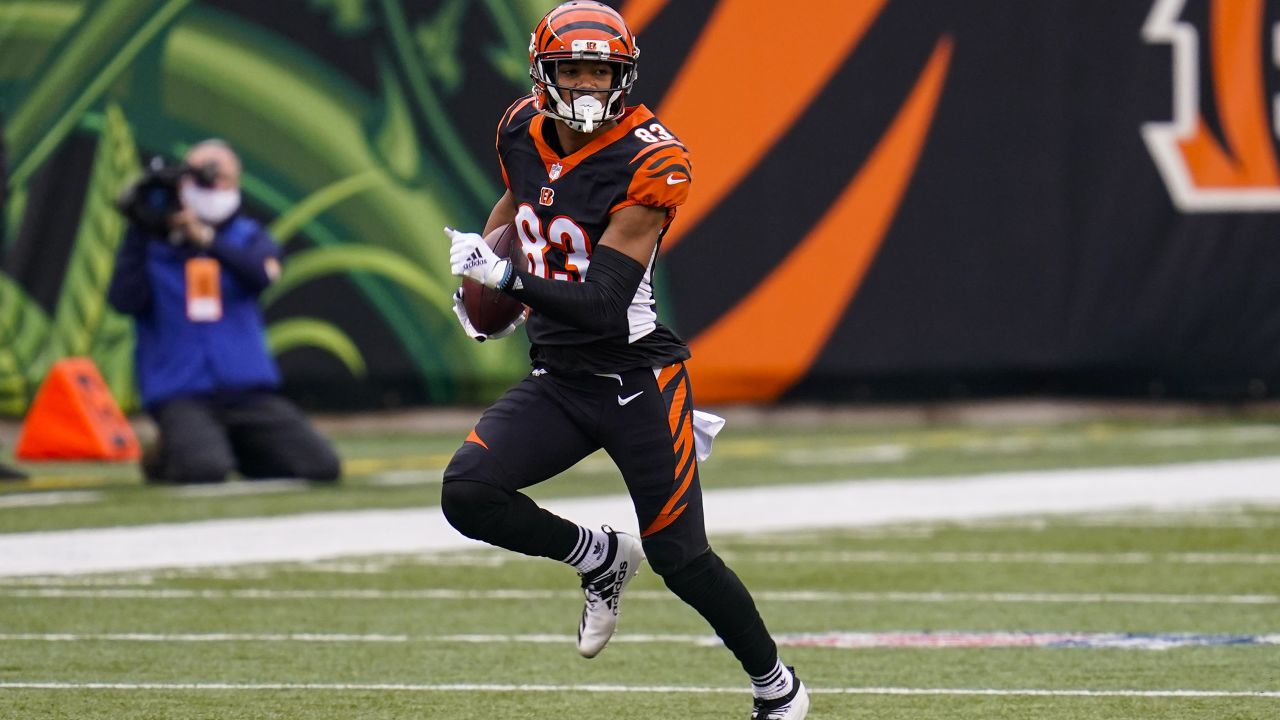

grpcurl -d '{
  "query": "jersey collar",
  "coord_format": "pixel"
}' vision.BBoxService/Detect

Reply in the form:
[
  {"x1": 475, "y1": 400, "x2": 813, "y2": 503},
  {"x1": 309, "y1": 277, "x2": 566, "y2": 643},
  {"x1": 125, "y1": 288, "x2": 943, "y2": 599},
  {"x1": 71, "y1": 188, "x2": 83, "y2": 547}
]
[{"x1": 531, "y1": 105, "x2": 655, "y2": 182}]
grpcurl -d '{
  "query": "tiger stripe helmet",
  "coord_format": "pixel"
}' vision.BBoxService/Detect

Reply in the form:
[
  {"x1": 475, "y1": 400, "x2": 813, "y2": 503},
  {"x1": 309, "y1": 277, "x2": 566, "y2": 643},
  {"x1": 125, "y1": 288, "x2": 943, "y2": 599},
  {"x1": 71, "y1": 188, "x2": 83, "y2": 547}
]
[{"x1": 529, "y1": 1, "x2": 639, "y2": 133}]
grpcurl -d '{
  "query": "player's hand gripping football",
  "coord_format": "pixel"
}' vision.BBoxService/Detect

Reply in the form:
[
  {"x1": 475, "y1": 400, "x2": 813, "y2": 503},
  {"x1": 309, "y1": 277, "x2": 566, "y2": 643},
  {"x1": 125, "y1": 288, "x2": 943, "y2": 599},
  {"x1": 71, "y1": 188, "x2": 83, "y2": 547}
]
[
  {"x1": 447, "y1": 227, "x2": 512, "y2": 290},
  {"x1": 450, "y1": 288, "x2": 526, "y2": 342}
]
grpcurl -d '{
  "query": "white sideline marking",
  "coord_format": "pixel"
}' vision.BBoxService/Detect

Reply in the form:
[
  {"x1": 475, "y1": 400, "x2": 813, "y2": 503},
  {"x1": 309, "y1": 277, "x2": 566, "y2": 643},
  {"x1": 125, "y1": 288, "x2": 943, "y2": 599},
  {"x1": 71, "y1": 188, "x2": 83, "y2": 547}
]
[
  {"x1": 167, "y1": 480, "x2": 308, "y2": 498},
  {"x1": 781, "y1": 444, "x2": 910, "y2": 464},
  {"x1": 3, "y1": 588, "x2": 1275, "y2": 605},
  {"x1": 718, "y1": 551, "x2": 1280, "y2": 565},
  {"x1": 5, "y1": 457, "x2": 1280, "y2": 576},
  {"x1": 0, "y1": 491, "x2": 102, "y2": 509},
  {"x1": 0, "y1": 681, "x2": 1276, "y2": 698}
]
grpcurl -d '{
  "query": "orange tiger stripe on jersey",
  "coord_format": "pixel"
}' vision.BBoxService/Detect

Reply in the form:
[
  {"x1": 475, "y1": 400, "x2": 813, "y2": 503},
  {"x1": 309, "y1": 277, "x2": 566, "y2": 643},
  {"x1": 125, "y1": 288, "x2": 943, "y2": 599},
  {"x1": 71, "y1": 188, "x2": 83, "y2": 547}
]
[
  {"x1": 643, "y1": 364, "x2": 697, "y2": 537},
  {"x1": 465, "y1": 428, "x2": 489, "y2": 449},
  {"x1": 629, "y1": 138, "x2": 684, "y2": 165},
  {"x1": 499, "y1": 96, "x2": 535, "y2": 133},
  {"x1": 613, "y1": 144, "x2": 691, "y2": 212}
]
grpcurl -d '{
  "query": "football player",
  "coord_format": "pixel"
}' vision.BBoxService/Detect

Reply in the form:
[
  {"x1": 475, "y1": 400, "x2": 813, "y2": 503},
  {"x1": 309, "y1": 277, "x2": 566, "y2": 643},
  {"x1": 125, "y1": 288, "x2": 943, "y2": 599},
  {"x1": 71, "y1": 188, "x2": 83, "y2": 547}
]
[{"x1": 443, "y1": 3, "x2": 808, "y2": 718}]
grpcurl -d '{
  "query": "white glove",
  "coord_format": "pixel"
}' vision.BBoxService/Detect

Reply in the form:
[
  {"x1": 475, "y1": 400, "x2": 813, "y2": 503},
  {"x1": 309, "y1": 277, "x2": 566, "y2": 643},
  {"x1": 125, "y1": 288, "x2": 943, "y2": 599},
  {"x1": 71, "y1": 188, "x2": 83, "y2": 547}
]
[
  {"x1": 447, "y1": 226, "x2": 511, "y2": 289},
  {"x1": 451, "y1": 288, "x2": 526, "y2": 342}
]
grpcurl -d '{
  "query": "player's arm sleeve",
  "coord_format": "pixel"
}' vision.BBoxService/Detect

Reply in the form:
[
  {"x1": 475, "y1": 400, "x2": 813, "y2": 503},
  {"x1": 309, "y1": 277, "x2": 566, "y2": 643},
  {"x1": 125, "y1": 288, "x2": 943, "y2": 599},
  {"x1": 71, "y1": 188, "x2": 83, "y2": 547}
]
[
  {"x1": 503, "y1": 245, "x2": 645, "y2": 335},
  {"x1": 502, "y1": 203, "x2": 665, "y2": 334}
]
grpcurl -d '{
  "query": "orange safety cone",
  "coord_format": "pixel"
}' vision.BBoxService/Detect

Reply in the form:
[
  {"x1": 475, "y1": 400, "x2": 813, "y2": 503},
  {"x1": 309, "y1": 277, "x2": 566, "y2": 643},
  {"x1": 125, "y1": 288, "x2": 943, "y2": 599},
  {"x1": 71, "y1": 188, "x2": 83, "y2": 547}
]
[{"x1": 15, "y1": 357, "x2": 140, "y2": 461}]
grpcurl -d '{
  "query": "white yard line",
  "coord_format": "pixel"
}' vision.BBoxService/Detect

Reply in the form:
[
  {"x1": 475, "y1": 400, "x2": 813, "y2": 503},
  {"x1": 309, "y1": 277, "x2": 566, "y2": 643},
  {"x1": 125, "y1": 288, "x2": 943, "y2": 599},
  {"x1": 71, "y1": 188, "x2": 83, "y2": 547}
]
[
  {"x1": 1, "y1": 588, "x2": 1276, "y2": 605},
  {"x1": 4, "y1": 631, "x2": 1278, "y2": 651},
  {"x1": 3, "y1": 457, "x2": 1280, "y2": 577},
  {"x1": 0, "y1": 681, "x2": 1275, "y2": 698}
]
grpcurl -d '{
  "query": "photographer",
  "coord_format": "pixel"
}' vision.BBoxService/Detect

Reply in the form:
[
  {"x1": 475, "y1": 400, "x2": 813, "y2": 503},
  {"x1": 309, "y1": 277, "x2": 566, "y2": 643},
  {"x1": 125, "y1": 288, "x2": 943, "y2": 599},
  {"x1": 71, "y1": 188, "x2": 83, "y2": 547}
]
[{"x1": 108, "y1": 139, "x2": 340, "y2": 484}]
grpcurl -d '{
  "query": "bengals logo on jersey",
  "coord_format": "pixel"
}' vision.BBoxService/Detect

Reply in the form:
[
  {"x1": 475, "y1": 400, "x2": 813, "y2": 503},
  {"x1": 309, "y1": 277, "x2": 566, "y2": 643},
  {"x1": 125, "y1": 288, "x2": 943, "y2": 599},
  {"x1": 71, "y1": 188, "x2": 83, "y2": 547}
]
[{"x1": 1143, "y1": 0, "x2": 1280, "y2": 211}]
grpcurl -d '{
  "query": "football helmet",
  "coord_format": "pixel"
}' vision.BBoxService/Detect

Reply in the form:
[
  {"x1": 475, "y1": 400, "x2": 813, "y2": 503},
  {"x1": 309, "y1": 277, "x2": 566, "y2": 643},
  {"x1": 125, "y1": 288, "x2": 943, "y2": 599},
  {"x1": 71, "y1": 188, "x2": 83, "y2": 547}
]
[{"x1": 529, "y1": 1, "x2": 639, "y2": 133}]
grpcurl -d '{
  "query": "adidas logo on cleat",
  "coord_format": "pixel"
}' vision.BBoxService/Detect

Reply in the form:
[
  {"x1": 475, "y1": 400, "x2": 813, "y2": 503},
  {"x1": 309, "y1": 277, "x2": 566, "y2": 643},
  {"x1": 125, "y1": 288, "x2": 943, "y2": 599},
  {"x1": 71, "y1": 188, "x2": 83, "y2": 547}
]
[{"x1": 576, "y1": 528, "x2": 644, "y2": 658}]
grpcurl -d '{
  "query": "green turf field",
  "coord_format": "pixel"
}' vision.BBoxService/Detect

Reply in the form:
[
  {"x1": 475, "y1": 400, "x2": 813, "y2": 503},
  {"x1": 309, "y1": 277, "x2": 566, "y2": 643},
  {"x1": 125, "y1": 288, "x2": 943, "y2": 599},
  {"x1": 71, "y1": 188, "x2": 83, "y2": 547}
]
[{"x1": 2, "y1": 414, "x2": 1279, "y2": 718}]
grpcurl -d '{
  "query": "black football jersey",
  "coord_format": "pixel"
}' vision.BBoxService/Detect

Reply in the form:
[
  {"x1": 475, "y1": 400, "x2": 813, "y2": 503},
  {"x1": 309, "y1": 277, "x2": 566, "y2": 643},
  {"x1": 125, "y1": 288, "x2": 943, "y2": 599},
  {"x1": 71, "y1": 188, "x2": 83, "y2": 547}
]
[{"x1": 496, "y1": 97, "x2": 692, "y2": 373}]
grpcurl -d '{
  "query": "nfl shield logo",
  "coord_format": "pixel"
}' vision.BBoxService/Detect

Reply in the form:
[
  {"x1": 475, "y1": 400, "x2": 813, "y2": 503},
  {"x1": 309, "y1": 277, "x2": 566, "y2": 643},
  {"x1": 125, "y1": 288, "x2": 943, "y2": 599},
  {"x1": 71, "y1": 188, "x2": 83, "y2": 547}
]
[{"x1": 549, "y1": 162, "x2": 563, "y2": 181}]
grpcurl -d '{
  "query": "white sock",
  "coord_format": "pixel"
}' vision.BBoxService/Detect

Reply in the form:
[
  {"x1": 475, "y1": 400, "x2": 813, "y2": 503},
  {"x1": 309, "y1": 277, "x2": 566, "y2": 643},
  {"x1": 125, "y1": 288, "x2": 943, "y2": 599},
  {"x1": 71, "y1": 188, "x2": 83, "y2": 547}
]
[
  {"x1": 563, "y1": 526, "x2": 610, "y2": 575},
  {"x1": 751, "y1": 660, "x2": 794, "y2": 701}
]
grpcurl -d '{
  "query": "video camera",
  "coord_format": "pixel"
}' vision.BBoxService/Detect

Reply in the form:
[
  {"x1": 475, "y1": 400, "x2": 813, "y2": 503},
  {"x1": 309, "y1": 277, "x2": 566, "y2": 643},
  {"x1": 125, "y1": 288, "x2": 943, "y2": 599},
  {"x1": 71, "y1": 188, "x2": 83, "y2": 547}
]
[{"x1": 114, "y1": 156, "x2": 218, "y2": 237}]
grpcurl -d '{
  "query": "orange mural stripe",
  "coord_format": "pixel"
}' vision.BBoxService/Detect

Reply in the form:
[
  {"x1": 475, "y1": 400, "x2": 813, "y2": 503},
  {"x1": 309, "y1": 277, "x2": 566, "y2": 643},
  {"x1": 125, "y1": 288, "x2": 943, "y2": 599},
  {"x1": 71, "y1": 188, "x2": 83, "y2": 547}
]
[
  {"x1": 656, "y1": 0, "x2": 889, "y2": 252},
  {"x1": 689, "y1": 38, "x2": 954, "y2": 404},
  {"x1": 619, "y1": 0, "x2": 669, "y2": 35},
  {"x1": 1209, "y1": 0, "x2": 1279, "y2": 185}
]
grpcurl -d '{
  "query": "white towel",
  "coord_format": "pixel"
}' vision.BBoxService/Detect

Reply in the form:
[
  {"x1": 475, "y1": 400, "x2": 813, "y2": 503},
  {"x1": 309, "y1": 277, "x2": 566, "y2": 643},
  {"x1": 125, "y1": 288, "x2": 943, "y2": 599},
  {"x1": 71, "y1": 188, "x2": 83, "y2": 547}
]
[{"x1": 691, "y1": 410, "x2": 726, "y2": 462}]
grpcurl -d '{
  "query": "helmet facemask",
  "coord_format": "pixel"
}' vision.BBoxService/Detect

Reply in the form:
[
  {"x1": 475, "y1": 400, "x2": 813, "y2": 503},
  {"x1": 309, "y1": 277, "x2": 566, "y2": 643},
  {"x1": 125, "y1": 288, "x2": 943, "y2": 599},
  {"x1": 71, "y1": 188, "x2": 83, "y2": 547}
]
[{"x1": 532, "y1": 54, "x2": 637, "y2": 133}]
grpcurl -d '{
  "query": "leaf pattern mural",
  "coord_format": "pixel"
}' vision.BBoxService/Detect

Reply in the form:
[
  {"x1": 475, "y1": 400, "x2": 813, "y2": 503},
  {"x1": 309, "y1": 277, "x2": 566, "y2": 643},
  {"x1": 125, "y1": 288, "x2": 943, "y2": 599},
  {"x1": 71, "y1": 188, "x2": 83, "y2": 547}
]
[
  {"x1": 1, "y1": 1, "x2": 954, "y2": 413},
  {"x1": 1, "y1": 0, "x2": 561, "y2": 415}
]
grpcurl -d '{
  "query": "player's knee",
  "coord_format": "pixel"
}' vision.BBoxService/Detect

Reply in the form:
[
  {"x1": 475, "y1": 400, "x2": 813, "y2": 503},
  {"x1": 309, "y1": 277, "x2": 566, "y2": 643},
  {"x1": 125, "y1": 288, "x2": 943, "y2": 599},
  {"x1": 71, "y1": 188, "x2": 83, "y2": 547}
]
[
  {"x1": 644, "y1": 539, "x2": 718, "y2": 578},
  {"x1": 440, "y1": 478, "x2": 510, "y2": 542}
]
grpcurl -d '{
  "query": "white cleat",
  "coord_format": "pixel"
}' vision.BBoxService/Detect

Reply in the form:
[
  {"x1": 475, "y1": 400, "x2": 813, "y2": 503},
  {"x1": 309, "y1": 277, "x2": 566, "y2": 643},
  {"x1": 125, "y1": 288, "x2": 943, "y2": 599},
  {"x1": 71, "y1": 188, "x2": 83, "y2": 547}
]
[
  {"x1": 751, "y1": 668, "x2": 810, "y2": 719},
  {"x1": 576, "y1": 528, "x2": 644, "y2": 658}
]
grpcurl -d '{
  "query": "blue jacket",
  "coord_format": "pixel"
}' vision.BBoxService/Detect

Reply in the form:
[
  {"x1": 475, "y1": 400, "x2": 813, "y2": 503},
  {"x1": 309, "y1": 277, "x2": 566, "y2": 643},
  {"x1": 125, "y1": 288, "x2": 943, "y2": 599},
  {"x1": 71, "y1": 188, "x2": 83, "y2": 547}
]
[{"x1": 107, "y1": 215, "x2": 282, "y2": 409}]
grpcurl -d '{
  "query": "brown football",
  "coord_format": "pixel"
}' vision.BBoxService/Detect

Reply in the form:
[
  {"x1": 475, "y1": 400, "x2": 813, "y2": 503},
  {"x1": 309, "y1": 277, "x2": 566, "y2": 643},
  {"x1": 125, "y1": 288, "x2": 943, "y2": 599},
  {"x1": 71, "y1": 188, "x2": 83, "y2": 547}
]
[{"x1": 462, "y1": 223, "x2": 528, "y2": 336}]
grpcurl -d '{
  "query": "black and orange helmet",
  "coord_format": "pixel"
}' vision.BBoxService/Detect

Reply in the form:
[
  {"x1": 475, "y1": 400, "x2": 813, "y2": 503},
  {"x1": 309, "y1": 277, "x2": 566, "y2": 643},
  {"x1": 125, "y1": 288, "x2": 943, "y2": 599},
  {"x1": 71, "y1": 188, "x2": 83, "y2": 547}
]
[{"x1": 529, "y1": 1, "x2": 639, "y2": 132}]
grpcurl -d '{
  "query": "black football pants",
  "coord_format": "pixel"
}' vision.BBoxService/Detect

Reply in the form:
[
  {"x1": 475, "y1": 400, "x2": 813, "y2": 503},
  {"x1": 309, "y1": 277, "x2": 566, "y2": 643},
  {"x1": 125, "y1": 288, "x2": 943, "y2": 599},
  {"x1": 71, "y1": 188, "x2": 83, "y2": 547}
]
[{"x1": 441, "y1": 363, "x2": 779, "y2": 675}]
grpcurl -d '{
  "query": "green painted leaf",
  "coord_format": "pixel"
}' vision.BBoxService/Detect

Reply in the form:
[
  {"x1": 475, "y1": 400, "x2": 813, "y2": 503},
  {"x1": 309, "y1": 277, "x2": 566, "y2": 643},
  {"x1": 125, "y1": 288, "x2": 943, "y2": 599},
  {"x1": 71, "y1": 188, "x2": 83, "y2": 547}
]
[
  {"x1": 266, "y1": 317, "x2": 367, "y2": 378},
  {"x1": 478, "y1": 0, "x2": 562, "y2": 86},
  {"x1": 268, "y1": 169, "x2": 387, "y2": 244},
  {"x1": 376, "y1": 0, "x2": 498, "y2": 211},
  {"x1": 5, "y1": 0, "x2": 193, "y2": 189},
  {"x1": 262, "y1": 244, "x2": 451, "y2": 316},
  {"x1": 0, "y1": 274, "x2": 49, "y2": 415},
  {"x1": 43, "y1": 102, "x2": 138, "y2": 409},
  {"x1": 412, "y1": 0, "x2": 466, "y2": 95},
  {"x1": 308, "y1": 0, "x2": 374, "y2": 36},
  {"x1": 0, "y1": 1, "x2": 83, "y2": 86},
  {"x1": 371, "y1": 55, "x2": 422, "y2": 181}
]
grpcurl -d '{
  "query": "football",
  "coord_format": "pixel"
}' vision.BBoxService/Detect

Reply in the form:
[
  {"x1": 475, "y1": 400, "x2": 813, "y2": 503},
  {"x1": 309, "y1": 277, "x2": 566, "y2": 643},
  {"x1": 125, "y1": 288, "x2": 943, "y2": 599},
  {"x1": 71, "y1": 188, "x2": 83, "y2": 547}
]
[{"x1": 462, "y1": 223, "x2": 528, "y2": 336}]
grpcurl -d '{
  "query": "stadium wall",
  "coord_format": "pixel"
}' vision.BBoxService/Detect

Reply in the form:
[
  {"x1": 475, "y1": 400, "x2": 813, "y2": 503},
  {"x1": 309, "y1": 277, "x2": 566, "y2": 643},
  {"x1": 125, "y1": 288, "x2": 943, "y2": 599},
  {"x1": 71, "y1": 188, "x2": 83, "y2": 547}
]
[{"x1": 1, "y1": 0, "x2": 1277, "y2": 412}]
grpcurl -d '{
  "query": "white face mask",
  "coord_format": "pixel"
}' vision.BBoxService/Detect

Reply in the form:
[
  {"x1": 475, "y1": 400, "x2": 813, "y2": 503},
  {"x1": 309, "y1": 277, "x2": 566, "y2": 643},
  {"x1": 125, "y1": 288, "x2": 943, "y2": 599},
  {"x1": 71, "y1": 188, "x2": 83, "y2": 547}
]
[{"x1": 181, "y1": 184, "x2": 240, "y2": 224}]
